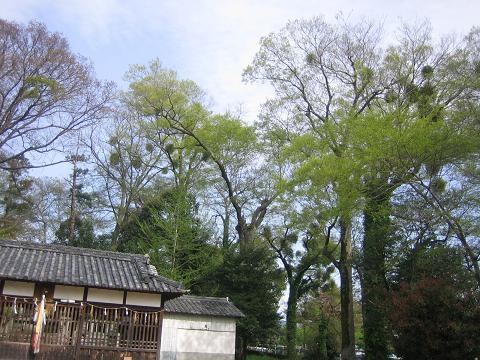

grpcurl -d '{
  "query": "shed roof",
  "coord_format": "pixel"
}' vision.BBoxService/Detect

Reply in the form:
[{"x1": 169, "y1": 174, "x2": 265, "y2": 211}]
[
  {"x1": 165, "y1": 295, "x2": 244, "y2": 318},
  {"x1": 0, "y1": 240, "x2": 183, "y2": 295}
]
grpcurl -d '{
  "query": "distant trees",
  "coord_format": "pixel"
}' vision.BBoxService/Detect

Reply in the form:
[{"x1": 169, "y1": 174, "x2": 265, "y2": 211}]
[
  {"x1": 262, "y1": 213, "x2": 335, "y2": 360},
  {"x1": 299, "y1": 289, "x2": 343, "y2": 360}
]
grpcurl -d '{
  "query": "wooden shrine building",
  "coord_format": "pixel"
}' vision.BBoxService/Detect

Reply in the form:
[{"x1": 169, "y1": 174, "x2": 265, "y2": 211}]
[{"x1": 0, "y1": 240, "x2": 243, "y2": 360}]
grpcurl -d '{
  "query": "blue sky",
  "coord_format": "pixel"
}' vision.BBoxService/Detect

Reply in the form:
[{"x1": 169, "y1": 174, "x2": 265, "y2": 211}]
[{"x1": 2, "y1": 0, "x2": 479, "y2": 122}]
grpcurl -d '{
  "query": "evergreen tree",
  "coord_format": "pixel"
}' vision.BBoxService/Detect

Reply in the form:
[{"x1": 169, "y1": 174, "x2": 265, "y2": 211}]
[
  {"x1": 55, "y1": 154, "x2": 106, "y2": 249},
  {"x1": 118, "y1": 186, "x2": 219, "y2": 290},
  {"x1": 209, "y1": 243, "x2": 283, "y2": 360},
  {"x1": 0, "y1": 157, "x2": 33, "y2": 238}
]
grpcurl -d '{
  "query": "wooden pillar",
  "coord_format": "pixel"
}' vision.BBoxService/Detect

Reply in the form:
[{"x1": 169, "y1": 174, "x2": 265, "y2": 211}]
[
  {"x1": 74, "y1": 304, "x2": 85, "y2": 360},
  {"x1": 74, "y1": 288, "x2": 88, "y2": 360},
  {"x1": 127, "y1": 309, "x2": 134, "y2": 352},
  {"x1": 156, "y1": 310, "x2": 164, "y2": 360}
]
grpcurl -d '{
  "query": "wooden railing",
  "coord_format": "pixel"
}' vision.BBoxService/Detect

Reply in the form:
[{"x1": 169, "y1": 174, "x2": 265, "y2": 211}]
[
  {"x1": 0, "y1": 297, "x2": 159, "y2": 352},
  {"x1": 0, "y1": 298, "x2": 35, "y2": 343},
  {"x1": 81, "y1": 305, "x2": 159, "y2": 350}
]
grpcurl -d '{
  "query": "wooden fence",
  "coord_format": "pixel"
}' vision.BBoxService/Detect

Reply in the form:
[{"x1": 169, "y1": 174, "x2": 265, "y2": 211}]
[{"x1": 0, "y1": 297, "x2": 159, "y2": 359}]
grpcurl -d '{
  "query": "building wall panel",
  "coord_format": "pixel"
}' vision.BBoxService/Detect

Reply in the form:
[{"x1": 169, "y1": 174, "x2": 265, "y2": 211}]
[
  {"x1": 87, "y1": 288, "x2": 123, "y2": 304},
  {"x1": 2, "y1": 280, "x2": 34, "y2": 297},
  {"x1": 176, "y1": 329, "x2": 235, "y2": 354},
  {"x1": 126, "y1": 291, "x2": 161, "y2": 307},
  {"x1": 54, "y1": 285, "x2": 84, "y2": 300}
]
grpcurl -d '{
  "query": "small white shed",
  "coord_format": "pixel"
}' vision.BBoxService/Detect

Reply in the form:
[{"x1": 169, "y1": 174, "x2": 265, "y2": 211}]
[{"x1": 161, "y1": 296, "x2": 244, "y2": 360}]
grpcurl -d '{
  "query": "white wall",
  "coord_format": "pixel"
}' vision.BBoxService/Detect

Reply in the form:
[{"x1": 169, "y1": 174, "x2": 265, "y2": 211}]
[
  {"x1": 2, "y1": 280, "x2": 35, "y2": 297},
  {"x1": 87, "y1": 288, "x2": 123, "y2": 304},
  {"x1": 126, "y1": 291, "x2": 161, "y2": 307},
  {"x1": 54, "y1": 285, "x2": 84, "y2": 301},
  {"x1": 176, "y1": 329, "x2": 234, "y2": 354},
  {"x1": 161, "y1": 313, "x2": 236, "y2": 359}
]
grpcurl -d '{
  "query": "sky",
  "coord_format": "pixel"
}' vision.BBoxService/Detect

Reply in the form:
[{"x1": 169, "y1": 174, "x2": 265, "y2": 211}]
[{"x1": 2, "y1": 0, "x2": 479, "y2": 123}]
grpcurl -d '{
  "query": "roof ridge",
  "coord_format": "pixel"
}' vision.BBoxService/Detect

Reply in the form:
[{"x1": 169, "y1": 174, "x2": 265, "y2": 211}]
[
  {"x1": 179, "y1": 295, "x2": 229, "y2": 301},
  {"x1": 0, "y1": 239, "x2": 142, "y2": 261}
]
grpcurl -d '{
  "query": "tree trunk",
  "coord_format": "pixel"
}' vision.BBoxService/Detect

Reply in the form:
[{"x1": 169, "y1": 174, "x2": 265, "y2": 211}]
[
  {"x1": 362, "y1": 190, "x2": 391, "y2": 360},
  {"x1": 318, "y1": 313, "x2": 328, "y2": 360},
  {"x1": 339, "y1": 218, "x2": 355, "y2": 360},
  {"x1": 235, "y1": 336, "x2": 247, "y2": 360},
  {"x1": 68, "y1": 160, "x2": 78, "y2": 245},
  {"x1": 286, "y1": 289, "x2": 298, "y2": 360},
  {"x1": 222, "y1": 207, "x2": 230, "y2": 249},
  {"x1": 456, "y1": 229, "x2": 480, "y2": 287},
  {"x1": 237, "y1": 220, "x2": 255, "y2": 253},
  {"x1": 110, "y1": 222, "x2": 120, "y2": 250}
]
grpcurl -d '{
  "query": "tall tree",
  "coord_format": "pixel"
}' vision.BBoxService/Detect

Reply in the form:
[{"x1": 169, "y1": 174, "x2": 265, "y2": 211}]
[
  {"x1": 244, "y1": 17, "x2": 385, "y2": 359},
  {"x1": 125, "y1": 60, "x2": 281, "y2": 251},
  {"x1": 89, "y1": 109, "x2": 166, "y2": 248},
  {"x1": 0, "y1": 19, "x2": 112, "y2": 170},
  {"x1": 263, "y1": 224, "x2": 334, "y2": 360}
]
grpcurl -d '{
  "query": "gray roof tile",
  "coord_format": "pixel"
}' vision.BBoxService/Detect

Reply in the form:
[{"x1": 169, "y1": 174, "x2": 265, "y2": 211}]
[
  {"x1": 0, "y1": 240, "x2": 184, "y2": 295},
  {"x1": 165, "y1": 295, "x2": 244, "y2": 318}
]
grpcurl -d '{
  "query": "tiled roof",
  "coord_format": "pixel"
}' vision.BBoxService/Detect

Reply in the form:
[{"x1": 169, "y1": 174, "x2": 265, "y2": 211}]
[
  {"x1": 0, "y1": 240, "x2": 183, "y2": 295},
  {"x1": 165, "y1": 295, "x2": 244, "y2": 318}
]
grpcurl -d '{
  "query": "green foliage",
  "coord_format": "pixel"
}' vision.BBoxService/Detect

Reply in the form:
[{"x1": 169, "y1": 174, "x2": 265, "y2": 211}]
[
  {"x1": 209, "y1": 243, "x2": 284, "y2": 349},
  {"x1": 124, "y1": 59, "x2": 208, "y2": 128},
  {"x1": 24, "y1": 75, "x2": 61, "y2": 97},
  {"x1": 118, "y1": 187, "x2": 219, "y2": 290},
  {"x1": 121, "y1": 59, "x2": 214, "y2": 190},
  {"x1": 196, "y1": 114, "x2": 259, "y2": 159},
  {"x1": 55, "y1": 216, "x2": 98, "y2": 248},
  {"x1": 393, "y1": 245, "x2": 475, "y2": 290},
  {"x1": 0, "y1": 160, "x2": 33, "y2": 238},
  {"x1": 298, "y1": 290, "x2": 341, "y2": 360}
]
